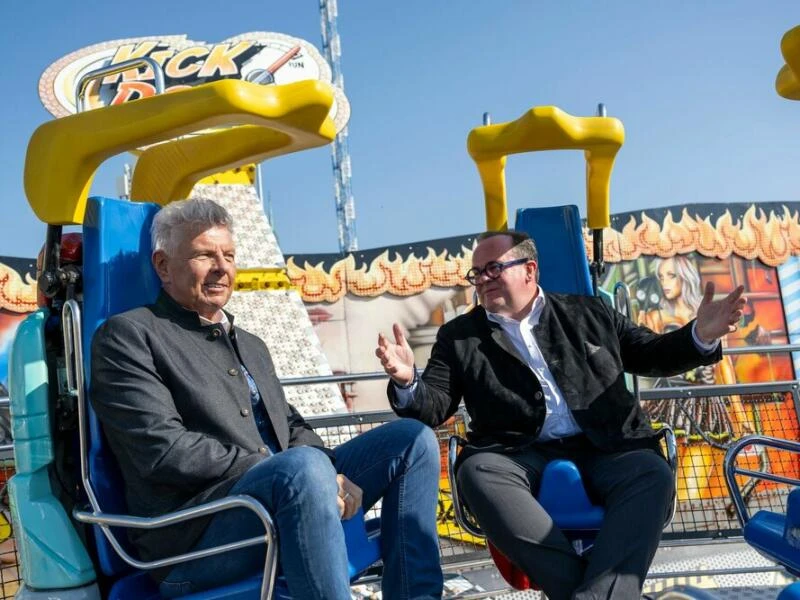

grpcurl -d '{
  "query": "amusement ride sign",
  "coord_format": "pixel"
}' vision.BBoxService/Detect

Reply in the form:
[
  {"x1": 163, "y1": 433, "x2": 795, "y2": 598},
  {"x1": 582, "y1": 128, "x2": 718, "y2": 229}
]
[{"x1": 38, "y1": 32, "x2": 350, "y2": 131}]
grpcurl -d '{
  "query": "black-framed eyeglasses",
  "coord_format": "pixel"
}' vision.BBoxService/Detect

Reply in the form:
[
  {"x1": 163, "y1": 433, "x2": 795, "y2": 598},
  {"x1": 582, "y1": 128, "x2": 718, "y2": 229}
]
[{"x1": 465, "y1": 258, "x2": 530, "y2": 285}]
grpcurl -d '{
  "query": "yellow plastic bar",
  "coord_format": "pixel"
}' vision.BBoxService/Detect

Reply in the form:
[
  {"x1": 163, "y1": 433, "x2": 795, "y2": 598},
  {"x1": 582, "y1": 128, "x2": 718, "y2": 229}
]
[
  {"x1": 234, "y1": 268, "x2": 295, "y2": 292},
  {"x1": 776, "y1": 25, "x2": 800, "y2": 100},
  {"x1": 131, "y1": 125, "x2": 308, "y2": 205},
  {"x1": 198, "y1": 165, "x2": 256, "y2": 185},
  {"x1": 467, "y1": 106, "x2": 625, "y2": 231},
  {"x1": 25, "y1": 79, "x2": 336, "y2": 225}
]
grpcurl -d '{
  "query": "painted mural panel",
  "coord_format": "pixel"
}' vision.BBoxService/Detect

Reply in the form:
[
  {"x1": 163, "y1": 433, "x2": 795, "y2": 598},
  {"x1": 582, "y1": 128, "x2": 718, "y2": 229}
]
[
  {"x1": 593, "y1": 204, "x2": 800, "y2": 512},
  {"x1": 0, "y1": 257, "x2": 36, "y2": 449},
  {"x1": 0, "y1": 257, "x2": 37, "y2": 399}
]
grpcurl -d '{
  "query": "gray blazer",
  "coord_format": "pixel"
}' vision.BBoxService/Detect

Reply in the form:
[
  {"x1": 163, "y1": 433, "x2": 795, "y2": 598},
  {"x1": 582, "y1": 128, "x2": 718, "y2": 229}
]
[{"x1": 90, "y1": 291, "x2": 330, "y2": 566}]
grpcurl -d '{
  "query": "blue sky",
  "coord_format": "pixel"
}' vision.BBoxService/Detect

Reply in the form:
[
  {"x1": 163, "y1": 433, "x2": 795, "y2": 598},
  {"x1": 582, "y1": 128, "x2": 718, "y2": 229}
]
[{"x1": 1, "y1": 1, "x2": 798, "y2": 259}]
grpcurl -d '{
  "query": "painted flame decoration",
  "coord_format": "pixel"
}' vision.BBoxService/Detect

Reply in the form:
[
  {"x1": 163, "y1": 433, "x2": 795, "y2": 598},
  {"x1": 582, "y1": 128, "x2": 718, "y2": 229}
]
[
  {"x1": 290, "y1": 205, "x2": 800, "y2": 303},
  {"x1": 287, "y1": 247, "x2": 474, "y2": 302},
  {"x1": 2, "y1": 205, "x2": 796, "y2": 307},
  {"x1": 589, "y1": 205, "x2": 800, "y2": 267},
  {"x1": 0, "y1": 264, "x2": 37, "y2": 313}
]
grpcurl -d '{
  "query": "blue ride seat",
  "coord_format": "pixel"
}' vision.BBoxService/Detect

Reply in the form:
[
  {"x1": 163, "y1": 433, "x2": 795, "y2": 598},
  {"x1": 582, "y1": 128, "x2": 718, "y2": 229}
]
[
  {"x1": 725, "y1": 436, "x2": 800, "y2": 597},
  {"x1": 102, "y1": 513, "x2": 382, "y2": 600},
  {"x1": 515, "y1": 206, "x2": 610, "y2": 540},
  {"x1": 780, "y1": 583, "x2": 800, "y2": 600},
  {"x1": 75, "y1": 196, "x2": 380, "y2": 599},
  {"x1": 744, "y1": 509, "x2": 800, "y2": 575}
]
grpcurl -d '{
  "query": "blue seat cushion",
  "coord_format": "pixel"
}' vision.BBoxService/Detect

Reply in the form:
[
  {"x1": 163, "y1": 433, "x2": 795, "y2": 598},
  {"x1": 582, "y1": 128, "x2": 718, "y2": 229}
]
[
  {"x1": 82, "y1": 196, "x2": 162, "y2": 577},
  {"x1": 108, "y1": 509, "x2": 380, "y2": 599},
  {"x1": 744, "y1": 510, "x2": 800, "y2": 575},
  {"x1": 537, "y1": 460, "x2": 604, "y2": 531},
  {"x1": 108, "y1": 570, "x2": 266, "y2": 600}
]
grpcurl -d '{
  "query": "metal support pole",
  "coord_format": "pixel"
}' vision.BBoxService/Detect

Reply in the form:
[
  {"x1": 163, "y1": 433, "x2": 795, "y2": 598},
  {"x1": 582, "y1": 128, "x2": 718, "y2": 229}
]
[
  {"x1": 589, "y1": 102, "x2": 607, "y2": 295},
  {"x1": 320, "y1": 0, "x2": 358, "y2": 252}
]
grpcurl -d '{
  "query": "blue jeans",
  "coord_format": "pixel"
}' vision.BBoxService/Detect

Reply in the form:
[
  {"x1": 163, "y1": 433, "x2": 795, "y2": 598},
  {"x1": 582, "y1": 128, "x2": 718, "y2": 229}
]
[{"x1": 160, "y1": 418, "x2": 443, "y2": 599}]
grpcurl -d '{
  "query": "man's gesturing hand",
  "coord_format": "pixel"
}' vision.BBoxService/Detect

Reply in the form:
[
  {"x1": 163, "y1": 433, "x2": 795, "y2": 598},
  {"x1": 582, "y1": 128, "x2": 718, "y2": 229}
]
[
  {"x1": 375, "y1": 323, "x2": 416, "y2": 386},
  {"x1": 695, "y1": 282, "x2": 746, "y2": 344}
]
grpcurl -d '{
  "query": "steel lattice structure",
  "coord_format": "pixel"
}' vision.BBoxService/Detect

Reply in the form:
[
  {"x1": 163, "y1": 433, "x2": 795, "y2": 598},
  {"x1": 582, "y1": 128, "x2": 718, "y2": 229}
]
[{"x1": 320, "y1": 0, "x2": 358, "y2": 252}]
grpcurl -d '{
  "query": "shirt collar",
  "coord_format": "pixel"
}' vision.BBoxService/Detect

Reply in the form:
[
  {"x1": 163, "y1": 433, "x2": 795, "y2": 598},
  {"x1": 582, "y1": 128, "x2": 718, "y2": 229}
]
[
  {"x1": 155, "y1": 289, "x2": 236, "y2": 331},
  {"x1": 486, "y1": 286, "x2": 546, "y2": 328},
  {"x1": 199, "y1": 311, "x2": 231, "y2": 333}
]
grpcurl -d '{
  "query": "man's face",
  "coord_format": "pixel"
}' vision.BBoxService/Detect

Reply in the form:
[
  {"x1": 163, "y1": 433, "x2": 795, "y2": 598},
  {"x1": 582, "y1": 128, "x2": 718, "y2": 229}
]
[
  {"x1": 471, "y1": 235, "x2": 537, "y2": 317},
  {"x1": 153, "y1": 225, "x2": 236, "y2": 321}
]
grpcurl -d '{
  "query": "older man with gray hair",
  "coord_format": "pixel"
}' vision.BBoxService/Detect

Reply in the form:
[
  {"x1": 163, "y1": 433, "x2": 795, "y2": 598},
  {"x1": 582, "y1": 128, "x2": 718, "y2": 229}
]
[{"x1": 90, "y1": 197, "x2": 443, "y2": 599}]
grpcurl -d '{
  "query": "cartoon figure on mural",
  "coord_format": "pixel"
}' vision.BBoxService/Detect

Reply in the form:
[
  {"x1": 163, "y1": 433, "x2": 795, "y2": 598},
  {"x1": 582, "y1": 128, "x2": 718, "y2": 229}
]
[{"x1": 637, "y1": 254, "x2": 755, "y2": 500}]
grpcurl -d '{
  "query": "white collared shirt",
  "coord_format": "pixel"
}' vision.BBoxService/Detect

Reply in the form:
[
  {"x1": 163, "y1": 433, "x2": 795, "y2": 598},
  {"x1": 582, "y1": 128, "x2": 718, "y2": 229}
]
[{"x1": 485, "y1": 290, "x2": 582, "y2": 441}]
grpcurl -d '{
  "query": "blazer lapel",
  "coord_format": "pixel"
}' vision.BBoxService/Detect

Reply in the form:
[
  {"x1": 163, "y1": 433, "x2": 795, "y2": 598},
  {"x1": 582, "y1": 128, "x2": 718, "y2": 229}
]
[
  {"x1": 533, "y1": 297, "x2": 580, "y2": 405},
  {"x1": 483, "y1": 314, "x2": 528, "y2": 366}
]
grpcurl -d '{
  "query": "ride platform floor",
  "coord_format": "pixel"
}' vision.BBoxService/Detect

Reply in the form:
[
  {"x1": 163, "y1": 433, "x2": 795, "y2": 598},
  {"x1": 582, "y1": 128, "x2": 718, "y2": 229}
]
[{"x1": 350, "y1": 541, "x2": 796, "y2": 599}]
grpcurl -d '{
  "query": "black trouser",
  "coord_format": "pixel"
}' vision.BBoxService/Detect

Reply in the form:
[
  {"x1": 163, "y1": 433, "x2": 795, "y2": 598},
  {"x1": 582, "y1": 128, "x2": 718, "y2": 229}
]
[{"x1": 456, "y1": 435, "x2": 673, "y2": 600}]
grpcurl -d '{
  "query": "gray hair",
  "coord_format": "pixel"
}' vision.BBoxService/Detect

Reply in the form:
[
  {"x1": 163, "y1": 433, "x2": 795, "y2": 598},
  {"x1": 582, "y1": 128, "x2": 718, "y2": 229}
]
[
  {"x1": 477, "y1": 230, "x2": 539, "y2": 280},
  {"x1": 151, "y1": 197, "x2": 233, "y2": 255}
]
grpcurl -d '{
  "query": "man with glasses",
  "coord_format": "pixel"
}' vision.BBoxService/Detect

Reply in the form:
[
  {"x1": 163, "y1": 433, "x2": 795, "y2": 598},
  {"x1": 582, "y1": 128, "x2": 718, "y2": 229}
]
[{"x1": 376, "y1": 230, "x2": 745, "y2": 600}]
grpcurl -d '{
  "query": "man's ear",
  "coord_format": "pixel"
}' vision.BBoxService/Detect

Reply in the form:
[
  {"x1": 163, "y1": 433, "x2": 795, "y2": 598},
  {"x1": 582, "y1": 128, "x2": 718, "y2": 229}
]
[
  {"x1": 152, "y1": 250, "x2": 170, "y2": 284},
  {"x1": 526, "y1": 260, "x2": 538, "y2": 283}
]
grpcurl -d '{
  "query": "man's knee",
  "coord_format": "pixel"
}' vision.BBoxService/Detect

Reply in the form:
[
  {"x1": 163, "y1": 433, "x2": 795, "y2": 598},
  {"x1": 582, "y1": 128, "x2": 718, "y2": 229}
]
[
  {"x1": 272, "y1": 446, "x2": 339, "y2": 501},
  {"x1": 615, "y1": 451, "x2": 674, "y2": 508},
  {"x1": 641, "y1": 453, "x2": 674, "y2": 496},
  {"x1": 456, "y1": 453, "x2": 512, "y2": 503},
  {"x1": 383, "y1": 418, "x2": 440, "y2": 469}
]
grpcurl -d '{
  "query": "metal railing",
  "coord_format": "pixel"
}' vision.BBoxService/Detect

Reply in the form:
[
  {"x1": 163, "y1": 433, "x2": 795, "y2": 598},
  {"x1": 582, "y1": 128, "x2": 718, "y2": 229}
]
[
  {"x1": 3, "y1": 341, "x2": 800, "y2": 588},
  {"x1": 725, "y1": 435, "x2": 800, "y2": 527}
]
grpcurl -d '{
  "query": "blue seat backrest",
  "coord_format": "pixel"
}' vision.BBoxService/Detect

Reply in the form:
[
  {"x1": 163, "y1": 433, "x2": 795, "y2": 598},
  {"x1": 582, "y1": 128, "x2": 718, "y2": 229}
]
[
  {"x1": 514, "y1": 205, "x2": 593, "y2": 296},
  {"x1": 513, "y1": 207, "x2": 604, "y2": 538},
  {"x1": 81, "y1": 196, "x2": 162, "y2": 576}
]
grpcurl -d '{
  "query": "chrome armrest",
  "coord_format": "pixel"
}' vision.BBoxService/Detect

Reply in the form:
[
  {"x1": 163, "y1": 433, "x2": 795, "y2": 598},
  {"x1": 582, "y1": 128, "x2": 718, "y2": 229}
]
[
  {"x1": 67, "y1": 296, "x2": 277, "y2": 599},
  {"x1": 74, "y1": 493, "x2": 278, "y2": 600},
  {"x1": 655, "y1": 425, "x2": 678, "y2": 528},
  {"x1": 656, "y1": 425, "x2": 678, "y2": 480},
  {"x1": 724, "y1": 434, "x2": 800, "y2": 528},
  {"x1": 447, "y1": 435, "x2": 484, "y2": 538}
]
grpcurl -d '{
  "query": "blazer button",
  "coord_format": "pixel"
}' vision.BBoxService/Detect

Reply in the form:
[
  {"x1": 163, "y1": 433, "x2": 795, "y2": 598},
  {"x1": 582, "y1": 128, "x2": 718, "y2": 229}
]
[
  {"x1": 211, "y1": 329, "x2": 221, "y2": 338},
  {"x1": 228, "y1": 368, "x2": 239, "y2": 376},
  {"x1": 258, "y1": 446, "x2": 268, "y2": 455},
  {"x1": 534, "y1": 391, "x2": 544, "y2": 400},
  {"x1": 241, "y1": 408, "x2": 250, "y2": 417}
]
